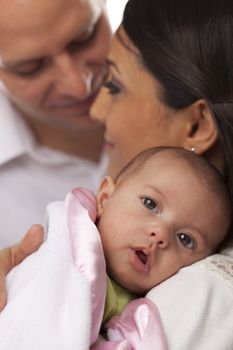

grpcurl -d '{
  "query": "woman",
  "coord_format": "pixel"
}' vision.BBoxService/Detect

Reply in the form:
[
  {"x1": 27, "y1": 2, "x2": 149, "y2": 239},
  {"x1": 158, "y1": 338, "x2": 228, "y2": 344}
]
[
  {"x1": 91, "y1": 4, "x2": 233, "y2": 347},
  {"x1": 92, "y1": 0, "x2": 233, "y2": 187},
  {"x1": 1, "y1": 0, "x2": 233, "y2": 348}
]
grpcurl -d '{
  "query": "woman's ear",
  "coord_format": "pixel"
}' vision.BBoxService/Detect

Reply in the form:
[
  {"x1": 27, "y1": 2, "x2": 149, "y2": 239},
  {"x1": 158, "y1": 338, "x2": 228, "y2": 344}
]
[
  {"x1": 181, "y1": 99, "x2": 218, "y2": 154},
  {"x1": 96, "y1": 176, "x2": 116, "y2": 216}
]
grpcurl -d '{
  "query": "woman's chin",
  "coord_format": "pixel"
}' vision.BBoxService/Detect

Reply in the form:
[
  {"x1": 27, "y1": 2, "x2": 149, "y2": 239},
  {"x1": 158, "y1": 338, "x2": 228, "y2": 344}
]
[{"x1": 107, "y1": 160, "x2": 121, "y2": 178}]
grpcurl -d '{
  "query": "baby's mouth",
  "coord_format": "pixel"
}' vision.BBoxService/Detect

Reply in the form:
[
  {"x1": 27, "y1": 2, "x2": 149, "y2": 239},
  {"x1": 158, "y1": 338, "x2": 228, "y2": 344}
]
[
  {"x1": 135, "y1": 250, "x2": 148, "y2": 265},
  {"x1": 131, "y1": 249, "x2": 150, "y2": 273}
]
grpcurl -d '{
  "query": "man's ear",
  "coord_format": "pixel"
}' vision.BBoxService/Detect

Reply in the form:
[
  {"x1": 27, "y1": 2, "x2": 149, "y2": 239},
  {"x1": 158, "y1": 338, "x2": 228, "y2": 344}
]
[
  {"x1": 181, "y1": 99, "x2": 218, "y2": 154},
  {"x1": 96, "y1": 176, "x2": 116, "y2": 216}
]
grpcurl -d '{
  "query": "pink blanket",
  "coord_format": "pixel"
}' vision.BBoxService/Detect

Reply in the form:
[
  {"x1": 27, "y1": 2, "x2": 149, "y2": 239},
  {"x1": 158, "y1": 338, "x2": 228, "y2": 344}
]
[{"x1": 0, "y1": 188, "x2": 167, "y2": 350}]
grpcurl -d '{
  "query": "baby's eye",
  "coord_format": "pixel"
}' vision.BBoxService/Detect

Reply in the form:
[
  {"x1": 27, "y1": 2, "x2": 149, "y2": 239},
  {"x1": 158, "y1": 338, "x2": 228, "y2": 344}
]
[
  {"x1": 142, "y1": 197, "x2": 158, "y2": 212},
  {"x1": 103, "y1": 79, "x2": 121, "y2": 95},
  {"x1": 177, "y1": 233, "x2": 196, "y2": 250}
]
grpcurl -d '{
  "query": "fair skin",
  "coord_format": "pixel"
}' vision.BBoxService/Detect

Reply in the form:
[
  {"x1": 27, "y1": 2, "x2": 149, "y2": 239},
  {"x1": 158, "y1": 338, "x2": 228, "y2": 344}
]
[
  {"x1": 0, "y1": 225, "x2": 44, "y2": 310},
  {"x1": 0, "y1": 0, "x2": 111, "y2": 308},
  {"x1": 91, "y1": 26, "x2": 221, "y2": 176},
  {"x1": 0, "y1": 0, "x2": 111, "y2": 161},
  {"x1": 0, "y1": 24, "x2": 222, "y2": 307},
  {"x1": 97, "y1": 154, "x2": 229, "y2": 294}
]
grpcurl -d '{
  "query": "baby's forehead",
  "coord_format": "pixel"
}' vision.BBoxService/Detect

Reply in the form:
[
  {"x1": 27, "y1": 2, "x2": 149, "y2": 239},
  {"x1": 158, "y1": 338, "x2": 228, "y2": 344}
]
[
  {"x1": 122, "y1": 155, "x2": 199, "y2": 191},
  {"x1": 135, "y1": 152, "x2": 229, "y2": 209},
  {"x1": 139, "y1": 153, "x2": 194, "y2": 175},
  {"x1": 117, "y1": 148, "x2": 225, "y2": 201},
  {"x1": 117, "y1": 152, "x2": 197, "y2": 186}
]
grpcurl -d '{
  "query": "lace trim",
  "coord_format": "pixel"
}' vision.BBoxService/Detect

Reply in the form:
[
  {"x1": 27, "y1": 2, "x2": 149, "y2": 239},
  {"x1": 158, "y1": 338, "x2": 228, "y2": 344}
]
[{"x1": 205, "y1": 254, "x2": 233, "y2": 283}]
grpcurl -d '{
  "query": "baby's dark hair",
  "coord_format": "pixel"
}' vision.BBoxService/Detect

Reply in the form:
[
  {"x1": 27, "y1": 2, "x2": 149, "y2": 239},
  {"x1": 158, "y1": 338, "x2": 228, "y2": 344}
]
[{"x1": 115, "y1": 146, "x2": 232, "y2": 247}]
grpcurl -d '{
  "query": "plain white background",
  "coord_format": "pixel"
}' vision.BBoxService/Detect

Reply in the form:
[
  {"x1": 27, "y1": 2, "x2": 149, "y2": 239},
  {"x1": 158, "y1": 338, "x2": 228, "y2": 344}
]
[{"x1": 106, "y1": 0, "x2": 128, "y2": 31}]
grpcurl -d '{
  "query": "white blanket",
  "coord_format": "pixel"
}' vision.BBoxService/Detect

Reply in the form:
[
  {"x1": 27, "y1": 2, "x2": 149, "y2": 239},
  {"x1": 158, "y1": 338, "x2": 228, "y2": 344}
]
[{"x1": 0, "y1": 190, "x2": 107, "y2": 349}]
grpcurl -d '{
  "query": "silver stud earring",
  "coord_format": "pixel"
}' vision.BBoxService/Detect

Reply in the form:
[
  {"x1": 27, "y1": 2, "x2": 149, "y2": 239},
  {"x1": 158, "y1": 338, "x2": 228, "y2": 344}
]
[{"x1": 191, "y1": 147, "x2": 196, "y2": 153}]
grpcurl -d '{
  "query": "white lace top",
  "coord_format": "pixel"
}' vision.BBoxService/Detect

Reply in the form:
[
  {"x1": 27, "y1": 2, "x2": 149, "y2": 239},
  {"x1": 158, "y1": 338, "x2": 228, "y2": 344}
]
[
  {"x1": 206, "y1": 254, "x2": 233, "y2": 284},
  {"x1": 146, "y1": 246, "x2": 233, "y2": 350}
]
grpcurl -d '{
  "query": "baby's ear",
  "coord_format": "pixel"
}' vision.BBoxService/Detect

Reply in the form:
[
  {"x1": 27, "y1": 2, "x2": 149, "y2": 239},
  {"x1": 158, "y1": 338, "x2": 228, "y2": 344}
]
[{"x1": 96, "y1": 176, "x2": 116, "y2": 216}]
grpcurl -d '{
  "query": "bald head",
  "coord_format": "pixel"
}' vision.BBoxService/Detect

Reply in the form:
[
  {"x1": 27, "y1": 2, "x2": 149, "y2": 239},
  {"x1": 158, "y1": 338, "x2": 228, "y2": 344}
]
[
  {"x1": 0, "y1": 0, "x2": 64, "y2": 32},
  {"x1": 0, "y1": 0, "x2": 96, "y2": 48}
]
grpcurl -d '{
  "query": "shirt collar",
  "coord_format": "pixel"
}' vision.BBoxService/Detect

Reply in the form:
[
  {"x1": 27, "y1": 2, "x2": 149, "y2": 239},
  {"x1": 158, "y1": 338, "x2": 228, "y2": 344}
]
[
  {"x1": 0, "y1": 86, "x2": 108, "y2": 169},
  {"x1": 0, "y1": 89, "x2": 36, "y2": 166}
]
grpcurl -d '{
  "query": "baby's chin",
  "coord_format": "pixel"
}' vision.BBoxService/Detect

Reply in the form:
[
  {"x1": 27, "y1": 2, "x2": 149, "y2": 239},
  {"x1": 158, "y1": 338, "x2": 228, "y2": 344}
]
[{"x1": 116, "y1": 276, "x2": 148, "y2": 295}]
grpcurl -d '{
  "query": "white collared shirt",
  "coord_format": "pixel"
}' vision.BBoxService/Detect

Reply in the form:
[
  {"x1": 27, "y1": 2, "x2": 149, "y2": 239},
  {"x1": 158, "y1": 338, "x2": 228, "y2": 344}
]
[{"x1": 0, "y1": 91, "x2": 107, "y2": 247}]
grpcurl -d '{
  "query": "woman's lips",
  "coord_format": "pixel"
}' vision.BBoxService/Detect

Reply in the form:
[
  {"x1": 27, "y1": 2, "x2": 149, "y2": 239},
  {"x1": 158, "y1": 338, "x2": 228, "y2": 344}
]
[
  {"x1": 130, "y1": 249, "x2": 149, "y2": 273},
  {"x1": 104, "y1": 138, "x2": 115, "y2": 150}
]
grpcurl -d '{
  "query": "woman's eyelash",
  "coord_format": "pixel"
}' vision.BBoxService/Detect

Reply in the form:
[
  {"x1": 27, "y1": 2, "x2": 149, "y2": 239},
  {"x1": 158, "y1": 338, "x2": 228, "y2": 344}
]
[{"x1": 103, "y1": 79, "x2": 121, "y2": 95}]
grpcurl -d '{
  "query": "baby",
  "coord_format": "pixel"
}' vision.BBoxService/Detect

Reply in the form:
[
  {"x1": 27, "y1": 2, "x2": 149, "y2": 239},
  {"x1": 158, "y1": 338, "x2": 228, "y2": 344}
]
[
  {"x1": 84, "y1": 146, "x2": 232, "y2": 324},
  {"x1": 0, "y1": 146, "x2": 231, "y2": 350}
]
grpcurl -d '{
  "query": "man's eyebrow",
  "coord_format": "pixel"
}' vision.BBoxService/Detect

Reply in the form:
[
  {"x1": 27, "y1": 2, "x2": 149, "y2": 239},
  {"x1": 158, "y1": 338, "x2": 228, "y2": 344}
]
[
  {"x1": 0, "y1": 17, "x2": 101, "y2": 69},
  {"x1": 0, "y1": 18, "x2": 100, "y2": 69},
  {"x1": 106, "y1": 58, "x2": 121, "y2": 75}
]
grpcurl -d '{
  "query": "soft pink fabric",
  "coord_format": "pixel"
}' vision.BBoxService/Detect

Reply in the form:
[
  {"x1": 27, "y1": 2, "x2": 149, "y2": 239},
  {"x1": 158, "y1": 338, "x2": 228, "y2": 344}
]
[
  {"x1": 71, "y1": 188, "x2": 97, "y2": 222},
  {"x1": 0, "y1": 188, "x2": 105, "y2": 350},
  {"x1": 65, "y1": 188, "x2": 106, "y2": 345},
  {"x1": 92, "y1": 299, "x2": 168, "y2": 350},
  {"x1": 68, "y1": 188, "x2": 167, "y2": 349},
  {"x1": 0, "y1": 187, "x2": 167, "y2": 349}
]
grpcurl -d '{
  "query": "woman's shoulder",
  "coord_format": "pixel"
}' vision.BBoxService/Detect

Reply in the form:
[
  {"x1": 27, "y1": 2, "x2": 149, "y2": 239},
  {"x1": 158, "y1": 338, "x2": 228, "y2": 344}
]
[
  {"x1": 147, "y1": 248, "x2": 233, "y2": 299},
  {"x1": 203, "y1": 249, "x2": 233, "y2": 286},
  {"x1": 146, "y1": 250, "x2": 233, "y2": 350}
]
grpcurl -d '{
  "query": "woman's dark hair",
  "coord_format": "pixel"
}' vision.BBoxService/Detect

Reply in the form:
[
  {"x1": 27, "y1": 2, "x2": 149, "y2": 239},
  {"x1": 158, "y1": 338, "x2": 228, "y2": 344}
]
[{"x1": 122, "y1": 0, "x2": 233, "y2": 203}]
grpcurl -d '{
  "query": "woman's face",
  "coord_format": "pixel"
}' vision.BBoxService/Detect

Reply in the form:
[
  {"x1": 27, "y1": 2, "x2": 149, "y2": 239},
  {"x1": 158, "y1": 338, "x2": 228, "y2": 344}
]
[{"x1": 91, "y1": 27, "x2": 188, "y2": 177}]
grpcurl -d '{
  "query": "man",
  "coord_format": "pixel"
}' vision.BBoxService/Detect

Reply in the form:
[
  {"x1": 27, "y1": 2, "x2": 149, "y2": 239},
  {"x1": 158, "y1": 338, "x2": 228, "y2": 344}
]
[{"x1": 0, "y1": 0, "x2": 112, "y2": 247}]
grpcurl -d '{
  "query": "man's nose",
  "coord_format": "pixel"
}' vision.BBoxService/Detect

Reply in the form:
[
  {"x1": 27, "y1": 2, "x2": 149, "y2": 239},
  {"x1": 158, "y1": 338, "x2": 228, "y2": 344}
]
[{"x1": 53, "y1": 53, "x2": 93, "y2": 99}]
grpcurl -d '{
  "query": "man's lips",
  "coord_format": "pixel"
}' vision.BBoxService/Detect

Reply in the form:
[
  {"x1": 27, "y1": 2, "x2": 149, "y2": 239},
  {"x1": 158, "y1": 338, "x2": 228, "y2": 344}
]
[{"x1": 47, "y1": 91, "x2": 98, "y2": 110}]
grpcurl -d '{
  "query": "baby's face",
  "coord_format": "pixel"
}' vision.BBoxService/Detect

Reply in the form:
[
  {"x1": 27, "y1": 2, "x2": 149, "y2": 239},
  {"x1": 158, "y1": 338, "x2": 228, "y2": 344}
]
[{"x1": 98, "y1": 155, "x2": 228, "y2": 294}]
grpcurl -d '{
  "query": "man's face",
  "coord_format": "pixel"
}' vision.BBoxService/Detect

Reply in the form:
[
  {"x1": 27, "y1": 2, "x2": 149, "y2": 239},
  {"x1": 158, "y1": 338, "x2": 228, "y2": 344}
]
[{"x1": 0, "y1": 0, "x2": 111, "y2": 130}]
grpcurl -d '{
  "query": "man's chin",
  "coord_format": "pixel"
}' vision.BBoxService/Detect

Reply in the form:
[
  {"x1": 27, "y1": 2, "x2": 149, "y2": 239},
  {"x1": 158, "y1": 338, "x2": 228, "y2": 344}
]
[
  {"x1": 12, "y1": 96, "x2": 100, "y2": 130},
  {"x1": 45, "y1": 114, "x2": 101, "y2": 132},
  {"x1": 22, "y1": 106, "x2": 99, "y2": 132}
]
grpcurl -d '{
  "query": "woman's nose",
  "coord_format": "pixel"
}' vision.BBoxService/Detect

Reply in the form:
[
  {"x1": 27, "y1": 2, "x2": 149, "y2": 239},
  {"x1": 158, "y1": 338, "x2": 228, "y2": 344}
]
[{"x1": 90, "y1": 87, "x2": 108, "y2": 123}]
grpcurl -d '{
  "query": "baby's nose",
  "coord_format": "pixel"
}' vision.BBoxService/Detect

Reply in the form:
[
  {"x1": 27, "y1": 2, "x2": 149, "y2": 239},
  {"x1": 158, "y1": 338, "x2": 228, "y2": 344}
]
[{"x1": 149, "y1": 225, "x2": 171, "y2": 249}]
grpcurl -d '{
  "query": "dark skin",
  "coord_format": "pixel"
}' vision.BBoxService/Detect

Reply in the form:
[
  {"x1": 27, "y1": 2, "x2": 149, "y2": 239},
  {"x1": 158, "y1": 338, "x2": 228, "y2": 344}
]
[{"x1": 0, "y1": 225, "x2": 43, "y2": 310}]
